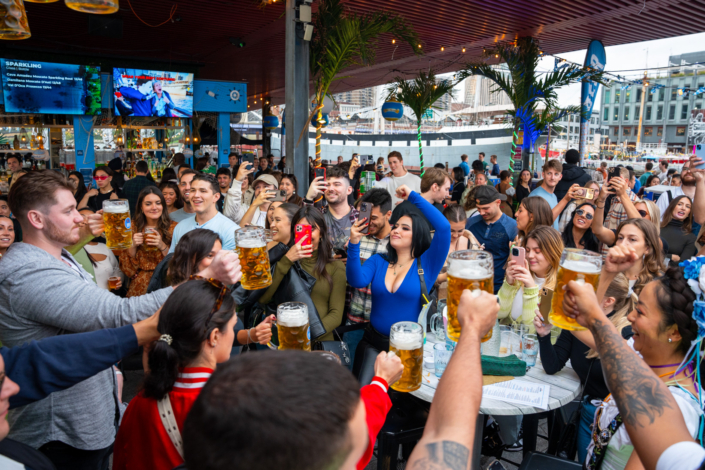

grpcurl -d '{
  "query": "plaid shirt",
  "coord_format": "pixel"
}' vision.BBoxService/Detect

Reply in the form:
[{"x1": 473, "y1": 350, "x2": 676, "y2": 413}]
[
  {"x1": 601, "y1": 188, "x2": 639, "y2": 257},
  {"x1": 348, "y1": 233, "x2": 390, "y2": 322}
]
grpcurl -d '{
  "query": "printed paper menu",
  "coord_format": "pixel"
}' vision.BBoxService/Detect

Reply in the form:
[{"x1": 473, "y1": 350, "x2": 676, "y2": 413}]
[{"x1": 483, "y1": 379, "x2": 550, "y2": 410}]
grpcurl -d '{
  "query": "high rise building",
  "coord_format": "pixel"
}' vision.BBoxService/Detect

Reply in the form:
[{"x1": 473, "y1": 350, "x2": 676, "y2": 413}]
[
  {"x1": 462, "y1": 65, "x2": 512, "y2": 108},
  {"x1": 333, "y1": 88, "x2": 375, "y2": 108}
]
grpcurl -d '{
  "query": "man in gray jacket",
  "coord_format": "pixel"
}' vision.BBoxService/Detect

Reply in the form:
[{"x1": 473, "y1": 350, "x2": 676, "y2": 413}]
[{"x1": 0, "y1": 170, "x2": 241, "y2": 470}]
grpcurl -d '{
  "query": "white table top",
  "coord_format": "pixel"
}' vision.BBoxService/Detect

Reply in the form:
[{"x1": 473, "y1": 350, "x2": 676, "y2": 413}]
[{"x1": 411, "y1": 337, "x2": 582, "y2": 416}]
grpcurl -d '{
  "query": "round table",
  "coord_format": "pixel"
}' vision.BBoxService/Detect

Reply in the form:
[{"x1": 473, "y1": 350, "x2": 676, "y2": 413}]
[{"x1": 410, "y1": 336, "x2": 582, "y2": 469}]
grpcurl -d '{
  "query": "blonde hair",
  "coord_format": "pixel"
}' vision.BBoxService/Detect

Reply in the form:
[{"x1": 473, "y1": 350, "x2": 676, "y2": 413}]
[
  {"x1": 523, "y1": 226, "x2": 564, "y2": 290},
  {"x1": 587, "y1": 273, "x2": 636, "y2": 359},
  {"x1": 635, "y1": 199, "x2": 661, "y2": 235},
  {"x1": 616, "y1": 218, "x2": 663, "y2": 295}
]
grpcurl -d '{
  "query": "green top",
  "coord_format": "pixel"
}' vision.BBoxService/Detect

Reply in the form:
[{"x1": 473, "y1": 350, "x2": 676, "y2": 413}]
[
  {"x1": 72, "y1": 248, "x2": 97, "y2": 284},
  {"x1": 259, "y1": 250, "x2": 346, "y2": 341},
  {"x1": 497, "y1": 279, "x2": 538, "y2": 333}
]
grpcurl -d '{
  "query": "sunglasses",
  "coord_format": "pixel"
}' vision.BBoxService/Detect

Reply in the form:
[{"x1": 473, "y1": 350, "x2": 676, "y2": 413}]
[
  {"x1": 93, "y1": 175, "x2": 109, "y2": 181},
  {"x1": 189, "y1": 275, "x2": 229, "y2": 327},
  {"x1": 575, "y1": 209, "x2": 593, "y2": 220},
  {"x1": 638, "y1": 209, "x2": 648, "y2": 217}
]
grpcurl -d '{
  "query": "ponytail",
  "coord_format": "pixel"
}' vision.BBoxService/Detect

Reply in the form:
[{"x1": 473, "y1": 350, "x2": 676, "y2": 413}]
[{"x1": 587, "y1": 273, "x2": 635, "y2": 359}]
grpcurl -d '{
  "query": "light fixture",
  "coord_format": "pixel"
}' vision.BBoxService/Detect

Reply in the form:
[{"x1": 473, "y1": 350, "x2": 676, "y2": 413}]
[
  {"x1": 0, "y1": 1, "x2": 31, "y2": 40},
  {"x1": 441, "y1": 46, "x2": 445, "y2": 51},
  {"x1": 417, "y1": 44, "x2": 422, "y2": 48},
  {"x1": 462, "y1": 47, "x2": 466, "y2": 53},
  {"x1": 20, "y1": 128, "x2": 27, "y2": 144},
  {"x1": 65, "y1": 0, "x2": 119, "y2": 14},
  {"x1": 392, "y1": 39, "x2": 396, "y2": 44}
]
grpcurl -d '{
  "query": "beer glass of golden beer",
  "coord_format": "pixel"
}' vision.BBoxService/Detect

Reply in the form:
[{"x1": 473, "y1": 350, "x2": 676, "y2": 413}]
[
  {"x1": 447, "y1": 250, "x2": 494, "y2": 343},
  {"x1": 143, "y1": 227, "x2": 158, "y2": 252},
  {"x1": 389, "y1": 321, "x2": 424, "y2": 392},
  {"x1": 102, "y1": 200, "x2": 133, "y2": 250},
  {"x1": 235, "y1": 226, "x2": 272, "y2": 290},
  {"x1": 277, "y1": 302, "x2": 311, "y2": 351},
  {"x1": 549, "y1": 249, "x2": 602, "y2": 331}
]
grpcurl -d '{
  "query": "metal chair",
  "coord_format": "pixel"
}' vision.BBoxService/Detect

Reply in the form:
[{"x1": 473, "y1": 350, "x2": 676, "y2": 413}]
[
  {"x1": 375, "y1": 392, "x2": 429, "y2": 470},
  {"x1": 517, "y1": 451, "x2": 582, "y2": 469}
]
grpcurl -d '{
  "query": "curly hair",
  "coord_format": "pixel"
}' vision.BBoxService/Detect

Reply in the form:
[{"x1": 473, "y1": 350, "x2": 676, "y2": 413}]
[{"x1": 654, "y1": 267, "x2": 699, "y2": 355}]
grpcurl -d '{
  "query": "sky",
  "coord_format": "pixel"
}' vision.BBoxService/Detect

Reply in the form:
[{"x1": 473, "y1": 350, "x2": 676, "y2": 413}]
[{"x1": 535, "y1": 32, "x2": 705, "y2": 110}]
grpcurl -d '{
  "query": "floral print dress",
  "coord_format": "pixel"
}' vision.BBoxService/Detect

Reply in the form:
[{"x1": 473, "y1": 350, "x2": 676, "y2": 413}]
[{"x1": 119, "y1": 221, "x2": 176, "y2": 297}]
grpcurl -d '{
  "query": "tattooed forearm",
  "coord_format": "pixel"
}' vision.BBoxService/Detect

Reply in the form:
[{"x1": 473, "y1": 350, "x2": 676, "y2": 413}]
[
  {"x1": 411, "y1": 441, "x2": 470, "y2": 470},
  {"x1": 591, "y1": 318, "x2": 676, "y2": 428}
]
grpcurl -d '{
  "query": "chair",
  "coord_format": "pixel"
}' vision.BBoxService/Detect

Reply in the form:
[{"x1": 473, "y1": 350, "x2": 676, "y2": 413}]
[
  {"x1": 376, "y1": 393, "x2": 429, "y2": 470},
  {"x1": 517, "y1": 451, "x2": 582, "y2": 469}
]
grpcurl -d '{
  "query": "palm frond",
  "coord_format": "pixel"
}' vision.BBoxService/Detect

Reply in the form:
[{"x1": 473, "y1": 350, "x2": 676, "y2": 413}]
[{"x1": 386, "y1": 69, "x2": 462, "y2": 122}]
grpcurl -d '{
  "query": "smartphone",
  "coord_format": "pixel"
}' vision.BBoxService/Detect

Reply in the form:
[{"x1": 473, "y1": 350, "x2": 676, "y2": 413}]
[
  {"x1": 272, "y1": 189, "x2": 287, "y2": 202},
  {"x1": 358, "y1": 202, "x2": 373, "y2": 235},
  {"x1": 241, "y1": 154, "x2": 255, "y2": 166},
  {"x1": 511, "y1": 246, "x2": 525, "y2": 267},
  {"x1": 295, "y1": 224, "x2": 312, "y2": 245},
  {"x1": 574, "y1": 188, "x2": 595, "y2": 200},
  {"x1": 695, "y1": 144, "x2": 705, "y2": 170},
  {"x1": 333, "y1": 247, "x2": 347, "y2": 259},
  {"x1": 314, "y1": 168, "x2": 326, "y2": 180}
]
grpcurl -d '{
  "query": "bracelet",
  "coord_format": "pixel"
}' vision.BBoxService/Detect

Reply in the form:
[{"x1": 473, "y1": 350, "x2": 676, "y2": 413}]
[{"x1": 247, "y1": 328, "x2": 254, "y2": 344}]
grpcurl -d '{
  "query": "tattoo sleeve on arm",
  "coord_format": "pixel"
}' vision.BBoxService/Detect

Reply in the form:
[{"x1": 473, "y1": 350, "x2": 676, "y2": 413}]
[
  {"x1": 591, "y1": 318, "x2": 675, "y2": 428},
  {"x1": 411, "y1": 441, "x2": 470, "y2": 470}
]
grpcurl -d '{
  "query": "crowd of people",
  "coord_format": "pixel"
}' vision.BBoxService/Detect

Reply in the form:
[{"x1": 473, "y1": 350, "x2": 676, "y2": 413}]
[{"x1": 0, "y1": 147, "x2": 704, "y2": 470}]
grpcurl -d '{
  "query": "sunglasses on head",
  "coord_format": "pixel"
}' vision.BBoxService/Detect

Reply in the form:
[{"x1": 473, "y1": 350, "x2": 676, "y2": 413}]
[
  {"x1": 575, "y1": 209, "x2": 593, "y2": 220},
  {"x1": 188, "y1": 275, "x2": 229, "y2": 327},
  {"x1": 94, "y1": 175, "x2": 109, "y2": 181}
]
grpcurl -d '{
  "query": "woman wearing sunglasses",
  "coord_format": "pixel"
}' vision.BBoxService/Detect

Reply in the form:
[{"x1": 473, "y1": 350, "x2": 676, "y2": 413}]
[
  {"x1": 561, "y1": 202, "x2": 615, "y2": 252},
  {"x1": 77, "y1": 167, "x2": 122, "y2": 212},
  {"x1": 113, "y1": 278, "x2": 272, "y2": 470}
]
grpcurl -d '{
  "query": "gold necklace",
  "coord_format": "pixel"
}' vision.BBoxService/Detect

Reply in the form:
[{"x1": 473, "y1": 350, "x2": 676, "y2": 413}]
[{"x1": 391, "y1": 259, "x2": 413, "y2": 275}]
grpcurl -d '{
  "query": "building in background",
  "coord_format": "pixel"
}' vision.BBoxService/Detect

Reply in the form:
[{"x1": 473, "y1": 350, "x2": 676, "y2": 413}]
[
  {"x1": 555, "y1": 110, "x2": 606, "y2": 148},
  {"x1": 333, "y1": 88, "x2": 375, "y2": 109}
]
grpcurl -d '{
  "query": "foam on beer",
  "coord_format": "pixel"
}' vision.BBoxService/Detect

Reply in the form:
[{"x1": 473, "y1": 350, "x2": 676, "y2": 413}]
[
  {"x1": 391, "y1": 331, "x2": 423, "y2": 350},
  {"x1": 277, "y1": 307, "x2": 308, "y2": 327},
  {"x1": 561, "y1": 260, "x2": 601, "y2": 274},
  {"x1": 103, "y1": 205, "x2": 129, "y2": 213},
  {"x1": 237, "y1": 238, "x2": 266, "y2": 248},
  {"x1": 447, "y1": 265, "x2": 491, "y2": 280}
]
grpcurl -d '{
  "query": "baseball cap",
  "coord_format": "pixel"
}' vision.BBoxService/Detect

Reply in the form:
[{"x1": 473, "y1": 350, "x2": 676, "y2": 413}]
[
  {"x1": 253, "y1": 174, "x2": 279, "y2": 189},
  {"x1": 474, "y1": 185, "x2": 506, "y2": 205}
]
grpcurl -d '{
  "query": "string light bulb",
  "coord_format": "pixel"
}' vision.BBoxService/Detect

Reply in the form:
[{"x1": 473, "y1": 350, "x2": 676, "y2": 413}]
[
  {"x1": 462, "y1": 47, "x2": 466, "y2": 53},
  {"x1": 418, "y1": 44, "x2": 422, "y2": 48},
  {"x1": 441, "y1": 46, "x2": 445, "y2": 51},
  {"x1": 392, "y1": 39, "x2": 396, "y2": 44}
]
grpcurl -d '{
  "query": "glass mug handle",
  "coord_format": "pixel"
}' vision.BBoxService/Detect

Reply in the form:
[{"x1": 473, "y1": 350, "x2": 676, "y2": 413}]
[{"x1": 429, "y1": 313, "x2": 444, "y2": 338}]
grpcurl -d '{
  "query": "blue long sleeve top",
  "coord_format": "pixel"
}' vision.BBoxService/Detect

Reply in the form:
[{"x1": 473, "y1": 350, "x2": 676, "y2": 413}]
[
  {"x1": 346, "y1": 191, "x2": 451, "y2": 335},
  {"x1": 2, "y1": 325, "x2": 139, "y2": 409}
]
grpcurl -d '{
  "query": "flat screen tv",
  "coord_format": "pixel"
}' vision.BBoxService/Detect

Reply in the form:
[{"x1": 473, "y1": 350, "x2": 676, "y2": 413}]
[
  {"x1": 1, "y1": 59, "x2": 102, "y2": 115},
  {"x1": 113, "y1": 68, "x2": 193, "y2": 118}
]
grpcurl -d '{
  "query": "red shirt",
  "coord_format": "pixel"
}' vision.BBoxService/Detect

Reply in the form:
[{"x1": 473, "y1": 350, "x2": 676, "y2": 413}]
[
  {"x1": 113, "y1": 367, "x2": 213, "y2": 470},
  {"x1": 357, "y1": 377, "x2": 393, "y2": 470}
]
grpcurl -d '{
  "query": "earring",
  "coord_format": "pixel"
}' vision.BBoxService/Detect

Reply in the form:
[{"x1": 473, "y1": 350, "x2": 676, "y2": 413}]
[{"x1": 668, "y1": 338, "x2": 673, "y2": 343}]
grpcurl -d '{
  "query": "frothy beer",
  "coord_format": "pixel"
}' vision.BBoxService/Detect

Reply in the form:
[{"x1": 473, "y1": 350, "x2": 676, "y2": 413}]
[
  {"x1": 549, "y1": 259, "x2": 601, "y2": 331},
  {"x1": 277, "y1": 303, "x2": 311, "y2": 351},
  {"x1": 237, "y1": 238, "x2": 272, "y2": 290},
  {"x1": 389, "y1": 322, "x2": 424, "y2": 392},
  {"x1": 102, "y1": 200, "x2": 133, "y2": 250},
  {"x1": 447, "y1": 265, "x2": 494, "y2": 342}
]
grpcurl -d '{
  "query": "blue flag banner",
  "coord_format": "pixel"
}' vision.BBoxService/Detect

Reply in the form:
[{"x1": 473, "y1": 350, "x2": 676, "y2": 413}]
[{"x1": 579, "y1": 40, "x2": 606, "y2": 161}]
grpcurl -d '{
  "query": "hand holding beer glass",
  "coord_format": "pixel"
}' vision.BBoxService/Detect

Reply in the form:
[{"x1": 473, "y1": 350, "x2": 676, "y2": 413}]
[
  {"x1": 143, "y1": 227, "x2": 161, "y2": 252},
  {"x1": 102, "y1": 200, "x2": 133, "y2": 250},
  {"x1": 389, "y1": 322, "x2": 424, "y2": 392},
  {"x1": 277, "y1": 302, "x2": 311, "y2": 351},
  {"x1": 549, "y1": 249, "x2": 602, "y2": 331},
  {"x1": 235, "y1": 226, "x2": 272, "y2": 290},
  {"x1": 447, "y1": 250, "x2": 494, "y2": 342}
]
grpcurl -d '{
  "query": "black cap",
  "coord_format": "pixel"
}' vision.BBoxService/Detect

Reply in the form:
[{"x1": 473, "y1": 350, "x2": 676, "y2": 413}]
[
  {"x1": 565, "y1": 149, "x2": 580, "y2": 164},
  {"x1": 475, "y1": 185, "x2": 506, "y2": 205}
]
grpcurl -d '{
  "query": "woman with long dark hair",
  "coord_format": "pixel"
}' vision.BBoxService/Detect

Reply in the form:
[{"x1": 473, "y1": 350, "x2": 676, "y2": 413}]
[
  {"x1": 167, "y1": 229, "x2": 221, "y2": 285},
  {"x1": 347, "y1": 185, "x2": 451, "y2": 382},
  {"x1": 78, "y1": 166, "x2": 121, "y2": 212},
  {"x1": 279, "y1": 173, "x2": 303, "y2": 206},
  {"x1": 450, "y1": 167, "x2": 466, "y2": 203},
  {"x1": 158, "y1": 180, "x2": 183, "y2": 215},
  {"x1": 660, "y1": 195, "x2": 698, "y2": 266},
  {"x1": 562, "y1": 201, "x2": 614, "y2": 252},
  {"x1": 112, "y1": 278, "x2": 272, "y2": 470},
  {"x1": 68, "y1": 170, "x2": 87, "y2": 205},
  {"x1": 515, "y1": 169, "x2": 532, "y2": 207},
  {"x1": 258, "y1": 205, "x2": 346, "y2": 340},
  {"x1": 119, "y1": 187, "x2": 177, "y2": 297},
  {"x1": 514, "y1": 196, "x2": 554, "y2": 244}
]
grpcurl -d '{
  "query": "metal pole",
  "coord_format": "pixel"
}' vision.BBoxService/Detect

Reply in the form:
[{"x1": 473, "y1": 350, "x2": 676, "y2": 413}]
[
  {"x1": 284, "y1": 0, "x2": 310, "y2": 190},
  {"x1": 636, "y1": 72, "x2": 648, "y2": 151}
]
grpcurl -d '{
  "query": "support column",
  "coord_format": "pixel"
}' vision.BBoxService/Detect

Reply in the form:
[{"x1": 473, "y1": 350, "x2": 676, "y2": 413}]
[
  {"x1": 262, "y1": 102, "x2": 272, "y2": 157},
  {"x1": 73, "y1": 116, "x2": 95, "y2": 171},
  {"x1": 217, "y1": 113, "x2": 231, "y2": 167},
  {"x1": 285, "y1": 0, "x2": 310, "y2": 190}
]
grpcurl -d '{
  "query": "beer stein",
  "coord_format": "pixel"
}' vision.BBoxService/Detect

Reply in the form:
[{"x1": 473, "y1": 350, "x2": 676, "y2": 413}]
[
  {"x1": 277, "y1": 302, "x2": 311, "y2": 351},
  {"x1": 549, "y1": 249, "x2": 601, "y2": 331},
  {"x1": 235, "y1": 226, "x2": 272, "y2": 290},
  {"x1": 389, "y1": 321, "x2": 424, "y2": 392},
  {"x1": 102, "y1": 199, "x2": 133, "y2": 250},
  {"x1": 446, "y1": 250, "x2": 494, "y2": 343}
]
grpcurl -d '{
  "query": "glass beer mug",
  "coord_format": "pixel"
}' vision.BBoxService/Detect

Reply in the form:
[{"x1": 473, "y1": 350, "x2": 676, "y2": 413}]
[
  {"x1": 389, "y1": 322, "x2": 424, "y2": 392},
  {"x1": 235, "y1": 226, "x2": 272, "y2": 290},
  {"x1": 549, "y1": 249, "x2": 602, "y2": 331},
  {"x1": 446, "y1": 250, "x2": 494, "y2": 343},
  {"x1": 277, "y1": 302, "x2": 311, "y2": 351},
  {"x1": 102, "y1": 200, "x2": 133, "y2": 250}
]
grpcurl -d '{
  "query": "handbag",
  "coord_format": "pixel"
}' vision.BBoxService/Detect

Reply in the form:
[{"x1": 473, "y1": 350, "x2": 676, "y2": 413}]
[{"x1": 417, "y1": 257, "x2": 438, "y2": 330}]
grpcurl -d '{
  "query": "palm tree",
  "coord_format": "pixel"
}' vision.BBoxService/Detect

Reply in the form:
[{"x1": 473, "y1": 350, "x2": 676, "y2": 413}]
[
  {"x1": 299, "y1": 0, "x2": 419, "y2": 167},
  {"x1": 386, "y1": 70, "x2": 468, "y2": 176},
  {"x1": 464, "y1": 37, "x2": 605, "y2": 176}
]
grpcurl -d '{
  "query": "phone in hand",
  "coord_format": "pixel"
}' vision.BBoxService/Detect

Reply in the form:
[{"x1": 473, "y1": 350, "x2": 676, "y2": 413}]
[
  {"x1": 511, "y1": 246, "x2": 526, "y2": 268},
  {"x1": 241, "y1": 154, "x2": 255, "y2": 166},
  {"x1": 295, "y1": 224, "x2": 312, "y2": 246},
  {"x1": 272, "y1": 189, "x2": 287, "y2": 202},
  {"x1": 314, "y1": 168, "x2": 326, "y2": 180},
  {"x1": 358, "y1": 202, "x2": 373, "y2": 235},
  {"x1": 333, "y1": 247, "x2": 347, "y2": 259},
  {"x1": 694, "y1": 144, "x2": 705, "y2": 170},
  {"x1": 574, "y1": 188, "x2": 595, "y2": 200}
]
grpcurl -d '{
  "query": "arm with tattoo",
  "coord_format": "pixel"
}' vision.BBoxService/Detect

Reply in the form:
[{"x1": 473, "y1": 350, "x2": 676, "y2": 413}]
[{"x1": 406, "y1": 291, "x2": 498, "y2": 470}]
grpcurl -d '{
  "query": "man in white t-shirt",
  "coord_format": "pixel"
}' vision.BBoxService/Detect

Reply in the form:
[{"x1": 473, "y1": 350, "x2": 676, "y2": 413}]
[
  {"x1": 656, "y1": 155, "x2": 705, "y2": 226},
  {"x1": 373, "y1": 151, "x2": 421, "y2": 206}
]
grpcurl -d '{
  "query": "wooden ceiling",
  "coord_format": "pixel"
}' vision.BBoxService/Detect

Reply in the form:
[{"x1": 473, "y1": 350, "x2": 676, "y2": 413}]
[{"x1": 3, "y1": 0, "x2": 703, "y2": 105}]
